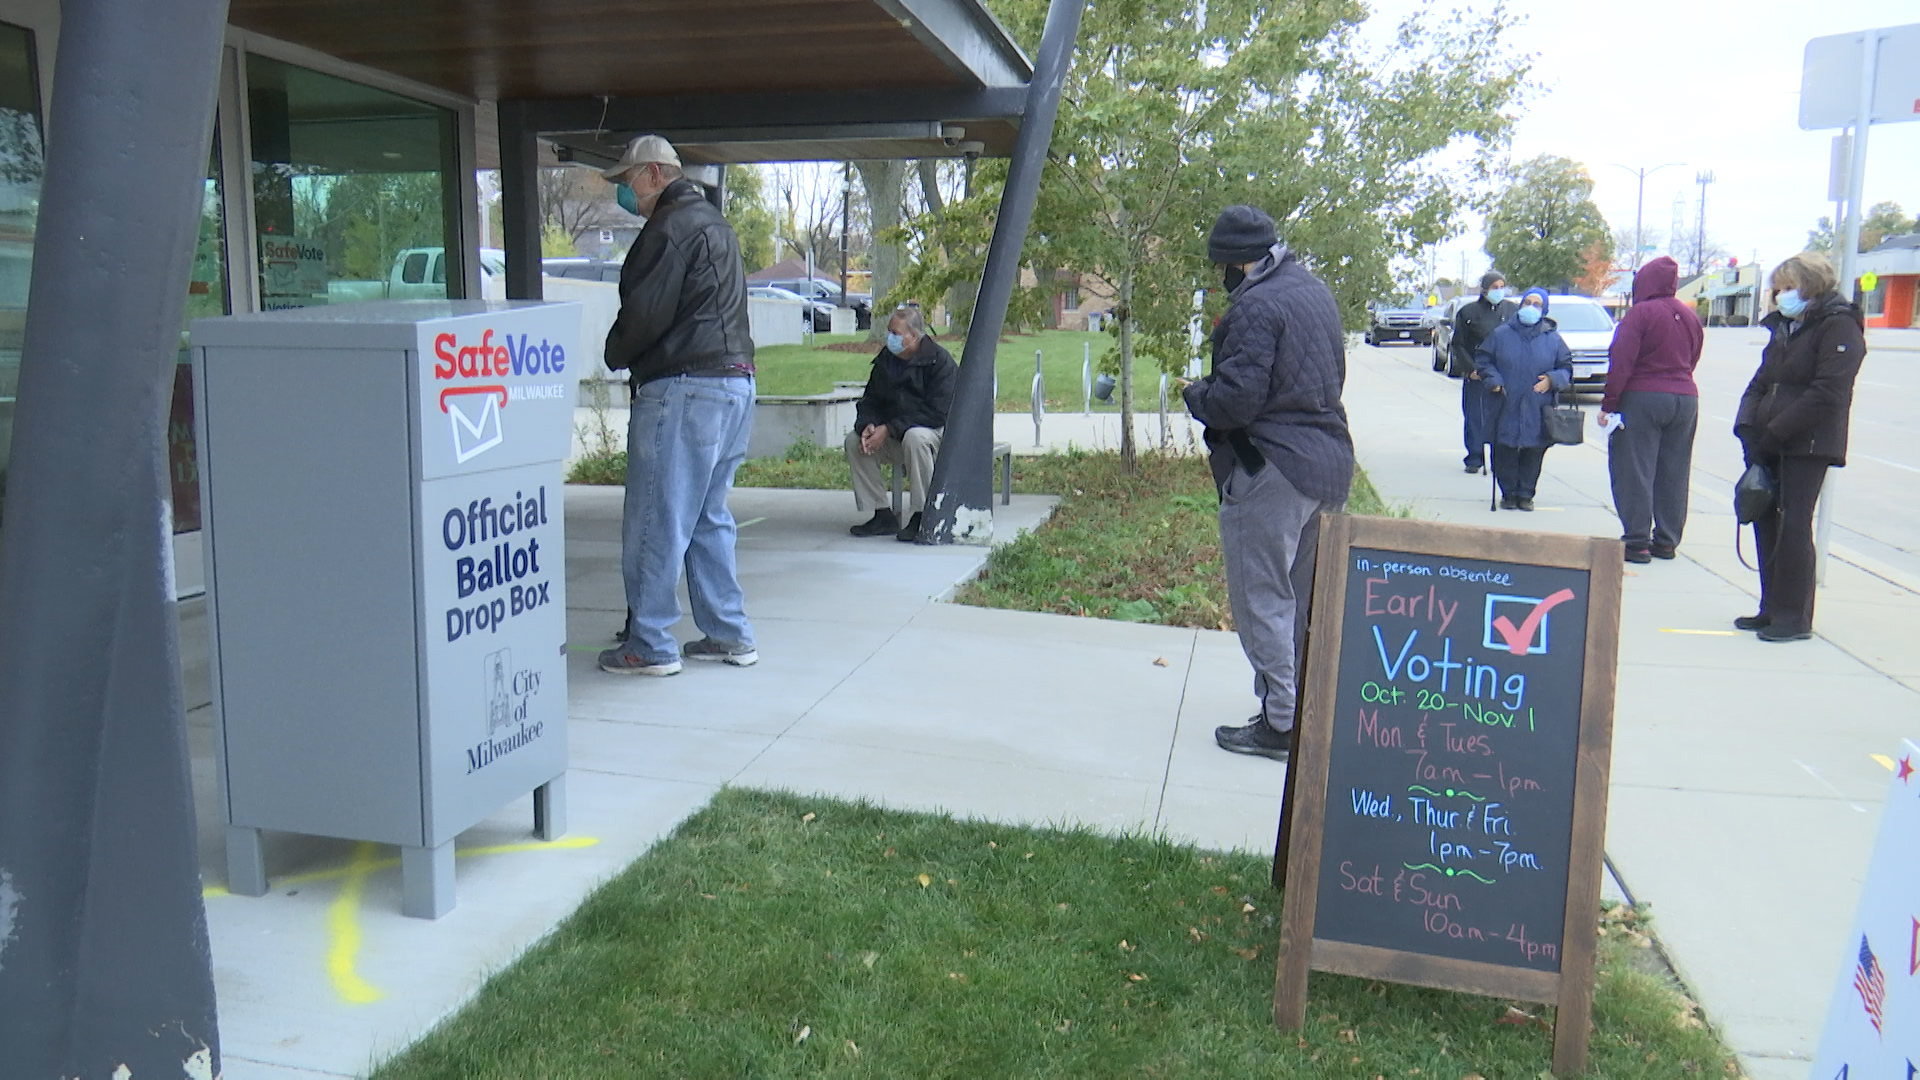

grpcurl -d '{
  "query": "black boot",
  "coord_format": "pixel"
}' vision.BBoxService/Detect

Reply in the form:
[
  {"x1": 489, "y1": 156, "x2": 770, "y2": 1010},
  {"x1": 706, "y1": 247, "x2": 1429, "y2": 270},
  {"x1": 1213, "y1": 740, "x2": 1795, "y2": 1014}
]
[
  {"x1": 850, "y1": 509, "x2": 900, "y2": 537},
  {"x1": 895, "y1": 511, "x2": 924, "y2": 542}
]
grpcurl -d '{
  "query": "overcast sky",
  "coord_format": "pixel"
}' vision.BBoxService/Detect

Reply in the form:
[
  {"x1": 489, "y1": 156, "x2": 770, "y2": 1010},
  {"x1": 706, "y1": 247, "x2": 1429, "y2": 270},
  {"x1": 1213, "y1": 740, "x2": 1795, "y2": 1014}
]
[{"x1": 1356, "y1": 1, "x2": 1920, "y2": 283}]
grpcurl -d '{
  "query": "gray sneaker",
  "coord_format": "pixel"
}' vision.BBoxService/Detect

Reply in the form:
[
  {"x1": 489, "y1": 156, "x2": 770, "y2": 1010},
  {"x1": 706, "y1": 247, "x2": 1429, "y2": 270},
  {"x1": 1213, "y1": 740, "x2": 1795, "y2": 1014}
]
[
  {"x1": 598, "y1": 645, "x2": 683, "y2": 676},
  {"x1": 682, "y1": 638, "x2": 758, "y2": 667}
]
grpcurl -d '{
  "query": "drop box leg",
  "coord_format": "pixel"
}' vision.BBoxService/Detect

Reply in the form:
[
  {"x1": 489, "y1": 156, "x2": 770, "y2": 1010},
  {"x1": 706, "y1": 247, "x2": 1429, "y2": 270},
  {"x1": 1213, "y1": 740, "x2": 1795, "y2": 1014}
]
[
  {"x1": 225, "y1": 825, "x2": 268, "y2": 896},
  {"x1": 401, "y1": 840, "x2": 455, "y2": 919},
  {"x1": 534, "y1": 774, "x2": 568, "y2": 841}
]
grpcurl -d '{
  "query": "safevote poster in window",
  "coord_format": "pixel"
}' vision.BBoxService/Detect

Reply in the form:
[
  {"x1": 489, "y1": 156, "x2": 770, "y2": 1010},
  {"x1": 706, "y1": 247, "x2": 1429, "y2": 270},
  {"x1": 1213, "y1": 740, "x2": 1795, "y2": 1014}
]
[{"x1": 1813, "y1": 739, "x2": 1920, "y2": 1073}]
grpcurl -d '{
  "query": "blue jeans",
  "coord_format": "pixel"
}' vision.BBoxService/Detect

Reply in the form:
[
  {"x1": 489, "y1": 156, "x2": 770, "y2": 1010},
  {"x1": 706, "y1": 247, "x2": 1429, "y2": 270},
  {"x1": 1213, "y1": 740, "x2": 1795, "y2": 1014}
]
[{"x1": 621, "y1": 375, "x2": 756, "y2": 663}]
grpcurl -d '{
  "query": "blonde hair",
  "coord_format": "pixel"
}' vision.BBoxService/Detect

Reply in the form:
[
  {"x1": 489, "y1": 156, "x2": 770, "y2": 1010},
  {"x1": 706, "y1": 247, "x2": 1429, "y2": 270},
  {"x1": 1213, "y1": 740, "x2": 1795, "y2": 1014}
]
[{"x1": 1771, "y1": 252, "x2": 1839, "y2": 299}]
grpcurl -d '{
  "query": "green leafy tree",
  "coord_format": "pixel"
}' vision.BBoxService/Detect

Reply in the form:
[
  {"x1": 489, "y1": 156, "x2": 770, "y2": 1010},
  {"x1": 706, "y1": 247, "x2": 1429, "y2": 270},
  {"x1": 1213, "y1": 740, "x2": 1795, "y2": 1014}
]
[
  {"x1": 898, "y1": 0, "x2": 1528, "y2": 470},
  {"x1": 1483, "y1": 155, "x2": 1609, "y2": 292},
  {"x1": 1806, "y1": 215, "x2": 1835, "y2": 253},
  {"x1": 1861, "y1": 201, "x2": 1913, "y2": 252},
  {"x1": 724, "y1": 164, "x2": 777, "y2": 273},
  {"x1": 1807, "y1": 203, "x2": 1911, "y2": 254}
]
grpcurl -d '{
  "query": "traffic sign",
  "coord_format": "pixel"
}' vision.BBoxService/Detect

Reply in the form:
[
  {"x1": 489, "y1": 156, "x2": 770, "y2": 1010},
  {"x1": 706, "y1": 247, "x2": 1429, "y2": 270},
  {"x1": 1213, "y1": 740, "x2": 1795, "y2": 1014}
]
[{"x1": 1800, "y1": 24, "x2": 1920, "y2": 130}]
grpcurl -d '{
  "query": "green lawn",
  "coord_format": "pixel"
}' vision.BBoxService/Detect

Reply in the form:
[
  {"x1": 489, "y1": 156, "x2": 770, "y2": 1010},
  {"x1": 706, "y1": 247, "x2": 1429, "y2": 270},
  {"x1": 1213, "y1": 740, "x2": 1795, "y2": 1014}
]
[
  {"x1": 371, "y1": 789, "x2": 1733, "y2": 1079},
  {"x1": 755, "y1": 329, "x2": 1123, "y2": 412},
  {"x1": 954, "y1": 452, "x2": 1400, "y2": 630}
]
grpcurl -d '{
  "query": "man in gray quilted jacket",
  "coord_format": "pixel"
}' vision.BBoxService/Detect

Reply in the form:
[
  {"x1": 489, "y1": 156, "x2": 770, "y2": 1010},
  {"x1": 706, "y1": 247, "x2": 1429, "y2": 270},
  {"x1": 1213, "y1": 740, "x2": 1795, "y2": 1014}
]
[{"x1": 1182, "y1": 205, "x2": 1354, "y2": 761}]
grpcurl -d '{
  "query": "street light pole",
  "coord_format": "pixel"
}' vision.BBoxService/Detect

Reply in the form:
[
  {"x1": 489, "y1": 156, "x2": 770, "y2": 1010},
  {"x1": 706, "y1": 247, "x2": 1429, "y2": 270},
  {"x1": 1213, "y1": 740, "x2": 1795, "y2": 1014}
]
[
  {"x1": 1693, "y1": 171, "x2": 1716, "y2": 277},
  {"x1": 1611, "y1": 162, "x2": 1685, "y2": 272}
]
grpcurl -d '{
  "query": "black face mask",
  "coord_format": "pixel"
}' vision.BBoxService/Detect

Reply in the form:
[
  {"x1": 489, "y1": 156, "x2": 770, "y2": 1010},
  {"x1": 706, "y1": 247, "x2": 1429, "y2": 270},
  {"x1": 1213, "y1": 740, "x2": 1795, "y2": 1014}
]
[{"x1": 1223, "y1": 265, "x2": 1247, "y2": 291}]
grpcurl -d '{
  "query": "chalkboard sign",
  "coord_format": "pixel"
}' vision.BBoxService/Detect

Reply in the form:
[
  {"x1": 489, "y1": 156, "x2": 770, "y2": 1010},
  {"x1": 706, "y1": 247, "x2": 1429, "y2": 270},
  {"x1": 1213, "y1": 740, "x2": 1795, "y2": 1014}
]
[{"x1": 1272, "y1": 515, "x2": 1621, "y2": 1077}]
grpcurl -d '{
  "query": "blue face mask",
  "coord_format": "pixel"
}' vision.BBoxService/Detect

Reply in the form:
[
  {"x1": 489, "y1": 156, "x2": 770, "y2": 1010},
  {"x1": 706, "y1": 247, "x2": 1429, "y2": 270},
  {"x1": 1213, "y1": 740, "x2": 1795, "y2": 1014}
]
[
  {"x1": 1486, "y1": 287, "x2": 1507, "y2": 303},
  {"x1": 886, "y1": 332, "x2": 907, "y2": 356},
  {"x1": 1776, "y1": 288, "x2": 1807, "y2": 319},
  {"x1": 1516, "y1": 305, "x2": 1543, "y2": 326},
  {"x1": 615, "y1": 183, "x2": 639, "y2": 216}
]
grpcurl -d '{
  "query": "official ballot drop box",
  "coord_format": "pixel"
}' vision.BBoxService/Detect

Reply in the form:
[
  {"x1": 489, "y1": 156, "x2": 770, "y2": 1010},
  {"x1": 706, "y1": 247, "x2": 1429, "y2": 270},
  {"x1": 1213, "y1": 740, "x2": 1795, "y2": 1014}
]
[{"x1": 192, "y1": 301, "x2": 581, "y2": 918}]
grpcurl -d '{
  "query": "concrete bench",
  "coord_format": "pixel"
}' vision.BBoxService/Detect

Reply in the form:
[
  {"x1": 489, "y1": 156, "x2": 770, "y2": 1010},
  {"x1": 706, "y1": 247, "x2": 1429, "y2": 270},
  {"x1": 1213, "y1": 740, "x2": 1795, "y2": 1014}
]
[{"x1": 890, "y1": 441, "x2": 1013, "y2": 515}]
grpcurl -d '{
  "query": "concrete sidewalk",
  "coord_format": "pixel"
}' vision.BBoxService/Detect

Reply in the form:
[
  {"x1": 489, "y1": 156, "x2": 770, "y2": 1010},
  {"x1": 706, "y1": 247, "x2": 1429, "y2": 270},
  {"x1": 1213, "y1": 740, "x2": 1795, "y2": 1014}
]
[
  {"x1": 1349, "y1": 341, "x2": 1920, "y2": 1078},
  {"x1": 193, "y1": 485, "x2": 1301, "y2": 1079},
  {"x1": 190, "y1": 342, "x2": 1917, "y2": 1076}
]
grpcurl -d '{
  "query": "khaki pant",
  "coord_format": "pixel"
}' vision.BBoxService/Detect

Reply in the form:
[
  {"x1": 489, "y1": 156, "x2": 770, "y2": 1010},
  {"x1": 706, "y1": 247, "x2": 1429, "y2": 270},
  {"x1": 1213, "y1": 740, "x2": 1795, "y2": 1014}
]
[{"x1": 845, "y1": 426, "x2": 942, "y2": 513}]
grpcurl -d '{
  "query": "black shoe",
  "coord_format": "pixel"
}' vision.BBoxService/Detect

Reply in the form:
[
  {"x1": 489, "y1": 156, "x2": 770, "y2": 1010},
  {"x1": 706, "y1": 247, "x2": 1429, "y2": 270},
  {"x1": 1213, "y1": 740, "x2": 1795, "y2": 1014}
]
[
  {"x1": 850, "y1": 510, "x2": 900, "y2": 537},
  {"x1": 1733, "y1": 614, "x2": 1771, "y2": 632},
  {"x1": 1499, "y1": 496, "x2": 1519, "y2": 510},
  {"x1": 1650, "y1": 546, "x2": 1677, "y2": 560},
  {"x1": 1215, "y1": 718, "x2": 1292, "y2": 761},
  {"x1": 1624, "y1": 547, "x2": 1653, "y2": 564},
  {"x1": 1756, "y1": 624, "x2": 1812, "y2": 643},
  {"x1": 895, "y1": 511, "x2": 924, "y2": 542},
  {"x1": 1464, "y1": 462, "x2": 1484, "y2": 474},
  {"x1": 1515, "y1": 498, "x2": 1534, "y2": 512}
]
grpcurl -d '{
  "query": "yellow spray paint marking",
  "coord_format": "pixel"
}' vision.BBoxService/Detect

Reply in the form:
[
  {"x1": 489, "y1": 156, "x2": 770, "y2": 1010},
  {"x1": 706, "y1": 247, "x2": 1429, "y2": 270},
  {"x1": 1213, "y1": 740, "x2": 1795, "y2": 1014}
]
[
  {"x1": 202, "y1": 836, "x2": 600, "y2": 1005},
  {"x1": 1657, "y1": 628, "x2": 1740, "y2": 636},
  {"x1": 327, "y1": 842, "x2": 384, "y2": 1004},
  {"x1": 1873, "y1": 754, "x2": 1895, "y2": 772}
]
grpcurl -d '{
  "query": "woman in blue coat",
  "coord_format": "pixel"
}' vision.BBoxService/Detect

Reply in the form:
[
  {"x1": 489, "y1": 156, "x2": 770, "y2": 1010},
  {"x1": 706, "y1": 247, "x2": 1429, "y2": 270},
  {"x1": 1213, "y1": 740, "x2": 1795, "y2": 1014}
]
[{"x1": 1474, "y1": 287, "x2": 1573, "y2": 511}]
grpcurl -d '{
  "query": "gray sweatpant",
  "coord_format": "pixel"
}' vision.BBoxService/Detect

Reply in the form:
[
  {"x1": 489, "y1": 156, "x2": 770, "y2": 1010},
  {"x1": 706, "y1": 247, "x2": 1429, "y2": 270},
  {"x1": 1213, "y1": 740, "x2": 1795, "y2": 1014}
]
[
  {"x1": 1218, "y1": 462, "x2": 1341, "y2": 734},
  {"x1": 1606, "y1": 390, "x2": 1698, "y2": 552}
]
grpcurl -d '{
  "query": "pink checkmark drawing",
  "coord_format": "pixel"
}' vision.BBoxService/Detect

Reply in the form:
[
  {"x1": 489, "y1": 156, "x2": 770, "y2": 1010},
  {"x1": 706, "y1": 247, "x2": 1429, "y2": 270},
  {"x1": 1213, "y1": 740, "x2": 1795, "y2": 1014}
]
[{"x1": 1490, "y1": 588, "x2": 1577, "y2": 656}]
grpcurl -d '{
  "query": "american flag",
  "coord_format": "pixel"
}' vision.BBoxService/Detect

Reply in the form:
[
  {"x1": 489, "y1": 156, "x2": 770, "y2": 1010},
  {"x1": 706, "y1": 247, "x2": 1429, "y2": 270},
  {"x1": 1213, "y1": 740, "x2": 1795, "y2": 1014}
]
[{"x1": 1855, "y1": 935, "x2": 1887, "y2": 1036}]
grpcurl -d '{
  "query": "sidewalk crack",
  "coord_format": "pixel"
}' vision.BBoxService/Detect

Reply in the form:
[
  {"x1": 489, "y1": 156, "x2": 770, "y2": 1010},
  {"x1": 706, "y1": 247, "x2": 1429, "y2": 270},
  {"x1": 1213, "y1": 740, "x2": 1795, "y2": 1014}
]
[{"x1": 1152, "y1": 630, "x2": 1203, "y2": 834}]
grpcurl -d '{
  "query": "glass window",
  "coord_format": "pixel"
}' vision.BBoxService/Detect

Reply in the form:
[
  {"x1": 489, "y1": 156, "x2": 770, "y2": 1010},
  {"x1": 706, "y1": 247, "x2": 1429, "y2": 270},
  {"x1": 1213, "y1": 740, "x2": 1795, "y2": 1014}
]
[
  {"x1": 0, "y1": 20, "x2": 42, "y2": 537},
  {"x1": 170, "y1": 142, "x2": 229, "y2": 534},
  {"x1": 1864, "y1": 282, "x2": 1887, "y2": 317},
  {"x1": 246, "y1": 55, "x2": 461, "y2": 309}
]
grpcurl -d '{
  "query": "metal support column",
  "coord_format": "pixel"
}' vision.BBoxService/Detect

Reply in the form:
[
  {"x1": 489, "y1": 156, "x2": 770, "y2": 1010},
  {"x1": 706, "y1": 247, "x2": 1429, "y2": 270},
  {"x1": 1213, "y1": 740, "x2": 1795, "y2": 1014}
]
[
  {"x1": 0, "y1": 0, "x2": 229, "y2": 1074},
  {"x1": 918, "y1": 0, "x2": 1084, "y2": 544},
  {"x1": 499, "y1": 100, "x2": 544, "y2": 301}
]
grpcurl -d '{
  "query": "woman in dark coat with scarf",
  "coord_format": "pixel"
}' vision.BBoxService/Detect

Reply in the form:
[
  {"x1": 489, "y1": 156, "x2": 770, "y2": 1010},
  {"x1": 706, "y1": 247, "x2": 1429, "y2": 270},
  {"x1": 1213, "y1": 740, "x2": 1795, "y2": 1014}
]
[
  {"x1": 1475, "y1": 287, "x2": 1574, "y2": 511},
  {"x1": 1734, "y1": 252, "x2": 1866, "y2": 642}
]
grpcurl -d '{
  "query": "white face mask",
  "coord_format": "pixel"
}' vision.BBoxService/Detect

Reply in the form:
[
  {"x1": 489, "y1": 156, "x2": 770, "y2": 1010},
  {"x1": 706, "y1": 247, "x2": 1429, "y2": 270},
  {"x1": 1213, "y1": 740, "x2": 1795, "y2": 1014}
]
[{"x1": 1516, "y1": 305, "x2": 1543, "y2": 326}]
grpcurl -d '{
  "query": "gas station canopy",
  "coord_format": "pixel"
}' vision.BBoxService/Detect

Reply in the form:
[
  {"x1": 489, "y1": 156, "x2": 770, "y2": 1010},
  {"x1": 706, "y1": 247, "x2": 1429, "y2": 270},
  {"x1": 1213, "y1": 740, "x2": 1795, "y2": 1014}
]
[{"x1": 226, "y1": 0, "x2": 1033, "y2": 165}]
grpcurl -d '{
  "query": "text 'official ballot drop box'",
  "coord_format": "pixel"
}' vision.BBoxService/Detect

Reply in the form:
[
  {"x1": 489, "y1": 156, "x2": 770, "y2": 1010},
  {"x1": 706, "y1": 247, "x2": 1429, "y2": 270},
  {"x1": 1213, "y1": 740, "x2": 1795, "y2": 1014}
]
[{"x1": 192, "y1": 301, "x2": 581, "y2": 918}]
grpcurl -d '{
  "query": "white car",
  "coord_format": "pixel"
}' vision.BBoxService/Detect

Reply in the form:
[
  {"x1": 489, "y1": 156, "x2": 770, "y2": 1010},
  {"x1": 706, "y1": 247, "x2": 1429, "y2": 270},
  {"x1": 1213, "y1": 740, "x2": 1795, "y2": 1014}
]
[{"x1": 1540, "y1": 295, "x2": 1617, "y2": 393}]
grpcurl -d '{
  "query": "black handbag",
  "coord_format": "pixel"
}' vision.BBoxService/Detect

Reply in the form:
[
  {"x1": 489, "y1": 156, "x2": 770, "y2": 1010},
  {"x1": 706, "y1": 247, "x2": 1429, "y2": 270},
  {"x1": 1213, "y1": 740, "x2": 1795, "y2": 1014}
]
[
  {"x1": 1734, "y1": 463, "x2": 1777, "y2": 524},
  {"x1": 1543, "y1": 392, "x2": 1585, "y2": 447}
]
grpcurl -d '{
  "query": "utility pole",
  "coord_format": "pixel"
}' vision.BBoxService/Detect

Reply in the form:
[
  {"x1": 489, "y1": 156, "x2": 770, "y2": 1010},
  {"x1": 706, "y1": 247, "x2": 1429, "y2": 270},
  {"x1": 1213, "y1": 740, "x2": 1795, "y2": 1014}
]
[
  {"x1": 1611, "y1": 162, "x2": 1685, "y2": 271},
  {"x1": 1692, "y1": 171, "x2": 1716, "y2": 277},
  {"x1": 838, "y1": 161, "x2": 851, "y2": 302}
]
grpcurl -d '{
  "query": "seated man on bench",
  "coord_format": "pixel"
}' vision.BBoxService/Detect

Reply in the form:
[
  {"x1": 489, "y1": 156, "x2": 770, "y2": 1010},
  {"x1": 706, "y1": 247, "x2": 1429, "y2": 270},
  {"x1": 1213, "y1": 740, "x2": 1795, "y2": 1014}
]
[{"x1": 845, "y1": 305, "x2": 957, "y2": 541}]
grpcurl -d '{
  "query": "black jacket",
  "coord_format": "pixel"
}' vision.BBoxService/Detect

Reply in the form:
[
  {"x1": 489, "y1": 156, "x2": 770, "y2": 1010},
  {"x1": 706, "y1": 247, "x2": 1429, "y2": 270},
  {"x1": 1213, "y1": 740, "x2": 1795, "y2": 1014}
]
[
  {"x1": 604, "y1": 178, "x2": 755, "y2": 386},
  {"x1": 1737, "y1": 293, "x2": 1866, "y2": 466},
  {"x1": 855, "y1": 336, "x2": 957, "y2": 439},
  {"x1": 1449, "y1": 295, "x2": 1517, "y2": 377},
  {"x1": 1182, "y1": 244, "x2": 1354, "y2": 504}
]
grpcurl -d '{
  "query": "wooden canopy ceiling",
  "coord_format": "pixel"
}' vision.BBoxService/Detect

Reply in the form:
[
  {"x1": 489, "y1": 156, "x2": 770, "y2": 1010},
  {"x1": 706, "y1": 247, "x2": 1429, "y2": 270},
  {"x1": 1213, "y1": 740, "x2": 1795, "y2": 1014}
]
[{"x1": 227, "y1": 0, "x2": 1027, "y2": 100}]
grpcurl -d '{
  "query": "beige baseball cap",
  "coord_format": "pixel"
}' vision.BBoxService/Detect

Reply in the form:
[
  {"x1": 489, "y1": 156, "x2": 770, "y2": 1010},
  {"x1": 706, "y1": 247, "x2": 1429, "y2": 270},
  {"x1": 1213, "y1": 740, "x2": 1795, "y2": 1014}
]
[{"x1": 600, "y1": 134, "x2": 680, "y2": 180}]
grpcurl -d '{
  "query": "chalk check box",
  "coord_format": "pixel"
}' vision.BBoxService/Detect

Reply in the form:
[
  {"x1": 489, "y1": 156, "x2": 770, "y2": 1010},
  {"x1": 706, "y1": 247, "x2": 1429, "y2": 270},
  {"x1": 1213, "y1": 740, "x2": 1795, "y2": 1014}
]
[{"x1": 1484, "y1": 594, "x2": 1552, "y2": 655}]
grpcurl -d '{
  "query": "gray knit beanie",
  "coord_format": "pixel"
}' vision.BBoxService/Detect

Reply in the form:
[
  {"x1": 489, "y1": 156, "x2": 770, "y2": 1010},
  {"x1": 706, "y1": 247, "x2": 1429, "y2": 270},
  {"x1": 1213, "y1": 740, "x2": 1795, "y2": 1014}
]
[{"x1": 1207, "y1": 205, "x2": 1278, "y2": 265}]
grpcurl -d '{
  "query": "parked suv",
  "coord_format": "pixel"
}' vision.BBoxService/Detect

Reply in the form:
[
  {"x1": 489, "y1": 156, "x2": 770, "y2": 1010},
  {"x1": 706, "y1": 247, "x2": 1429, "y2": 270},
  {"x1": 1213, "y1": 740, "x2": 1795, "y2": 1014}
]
[
  {"x1": 764, "y1": 277, "x2": 872, "y2": 330},
  {"x1": 1430, "y1": 294, "x2": 1476, "y2": 373},
  {"x1": 1537, "y1": 295, "x2": 1618, "y2": 393},
  {"x1": 1364, "y1": 303, "x2": 1432, "y2": 347}
]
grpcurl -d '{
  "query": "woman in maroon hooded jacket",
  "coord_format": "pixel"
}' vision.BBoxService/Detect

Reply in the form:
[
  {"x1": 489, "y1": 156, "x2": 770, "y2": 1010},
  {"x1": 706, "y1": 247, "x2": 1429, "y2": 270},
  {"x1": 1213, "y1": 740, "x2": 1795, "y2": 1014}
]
[{"x1": 1600, "y1": 256, "x2": 1704, "y2": 563}]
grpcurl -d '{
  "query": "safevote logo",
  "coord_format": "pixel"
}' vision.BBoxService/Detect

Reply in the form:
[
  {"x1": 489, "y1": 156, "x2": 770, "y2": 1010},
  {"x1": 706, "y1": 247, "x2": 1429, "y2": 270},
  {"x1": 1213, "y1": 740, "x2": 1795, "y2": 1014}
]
[{"x1": 433, "y1": 329, "x2": 568, "y2": 463}]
